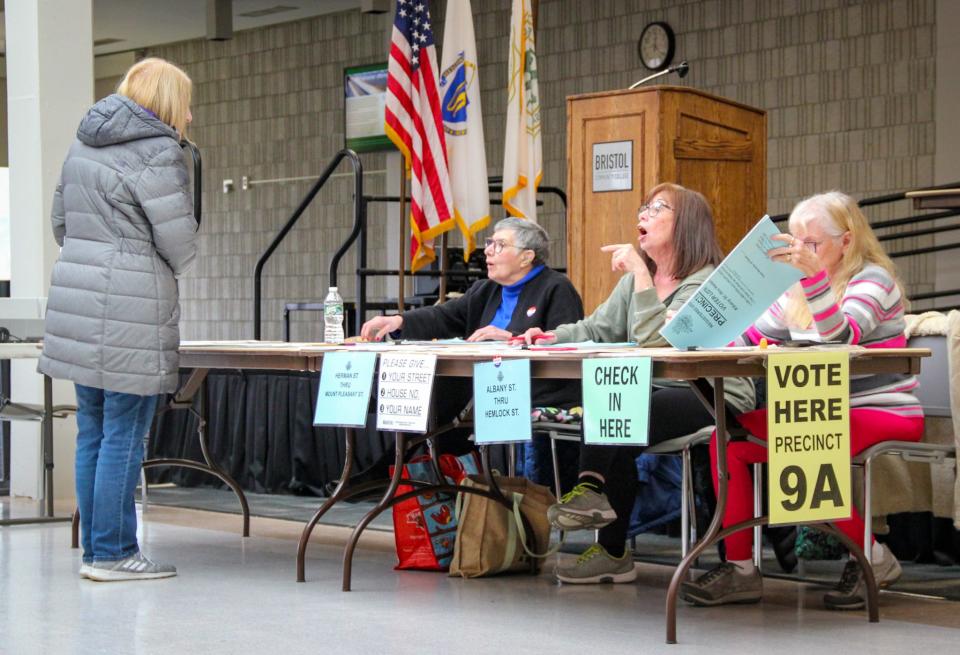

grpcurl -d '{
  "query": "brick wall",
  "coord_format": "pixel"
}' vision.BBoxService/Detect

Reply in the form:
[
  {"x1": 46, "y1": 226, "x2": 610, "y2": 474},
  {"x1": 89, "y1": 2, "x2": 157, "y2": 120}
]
[{"x1": 148, "y1": 0, "x2": 939, "y2": 340}]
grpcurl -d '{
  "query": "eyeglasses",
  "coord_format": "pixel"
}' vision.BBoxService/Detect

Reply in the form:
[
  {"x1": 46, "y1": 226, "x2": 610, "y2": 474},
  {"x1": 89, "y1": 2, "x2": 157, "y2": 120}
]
[
  {"x1": 638, "y1": 199, "x2": 673, "y2": 220},
  {"x1": 798, "y1": 236, "x2": 844, "y2": 253},
  {"x1": 483, "y1": 238, "x2": 525, "y2": 255}
]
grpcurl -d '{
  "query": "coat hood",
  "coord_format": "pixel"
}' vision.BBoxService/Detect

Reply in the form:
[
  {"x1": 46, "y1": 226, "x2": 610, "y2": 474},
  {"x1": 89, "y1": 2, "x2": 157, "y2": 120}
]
[{"x1": 77, "y1": 93, "x2": 179, "y2": 147}]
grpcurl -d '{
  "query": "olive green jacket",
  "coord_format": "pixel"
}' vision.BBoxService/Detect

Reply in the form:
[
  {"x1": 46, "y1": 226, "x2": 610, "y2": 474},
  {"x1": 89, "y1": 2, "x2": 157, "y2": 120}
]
[{"x1": 553, "y1": 266, "x2": 756, "y2": 414}]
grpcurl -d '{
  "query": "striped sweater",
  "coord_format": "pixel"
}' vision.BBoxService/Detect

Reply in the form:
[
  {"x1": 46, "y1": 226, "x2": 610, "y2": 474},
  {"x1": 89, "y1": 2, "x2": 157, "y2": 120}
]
[{"x1": 737, "y1": 264, "x2": 921, "y2": 418}]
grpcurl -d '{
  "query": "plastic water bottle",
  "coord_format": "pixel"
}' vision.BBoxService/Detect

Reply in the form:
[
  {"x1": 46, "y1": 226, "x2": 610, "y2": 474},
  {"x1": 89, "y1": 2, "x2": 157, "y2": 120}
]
[{"x1": 323, "y1": 286, "x2": 345, "y2": 344}]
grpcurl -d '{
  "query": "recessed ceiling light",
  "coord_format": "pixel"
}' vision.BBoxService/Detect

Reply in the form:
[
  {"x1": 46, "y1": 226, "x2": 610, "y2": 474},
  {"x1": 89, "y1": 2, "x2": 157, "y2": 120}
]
[{"x1": 237, "y1": 5, "x2": 299, "y2": 18}]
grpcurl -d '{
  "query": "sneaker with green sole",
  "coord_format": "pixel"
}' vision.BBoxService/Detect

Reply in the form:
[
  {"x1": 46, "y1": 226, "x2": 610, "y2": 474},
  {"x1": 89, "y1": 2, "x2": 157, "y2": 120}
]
[
  {"x1": 680, "y1": 562, "x2": 762, "y2": 606},
  {"x1": 555, "y1": 544, "x2": 637, "y2": 584},
  {"x1": 546, "y1": 482, "x2": 616, "y2": 531},
  {"x1": 85, "y1": 552, "x2": 177, "y2": 582}
]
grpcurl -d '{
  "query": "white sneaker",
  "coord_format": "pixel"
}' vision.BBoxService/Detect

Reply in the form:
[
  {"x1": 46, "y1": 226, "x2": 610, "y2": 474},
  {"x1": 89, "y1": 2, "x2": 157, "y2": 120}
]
[
  {"x1": 85, "y1": 552, "x2": 177, "y2": 582},
  {"x1": 79, "y1": 563, "x2": 93, "y2": 579}
]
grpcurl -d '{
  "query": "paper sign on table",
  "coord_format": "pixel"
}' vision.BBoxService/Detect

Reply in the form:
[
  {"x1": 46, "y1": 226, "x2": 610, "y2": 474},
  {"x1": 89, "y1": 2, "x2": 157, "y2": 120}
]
[
  {"x1": 767, "y1": 351, "x2": 851, "y2": 526},
  {"x1": 582, "y1": 357, "x2": 652, "y2": 446},
  {"x1": 375, "y1": 353, "x2": 437, "y2": 433},
  {"x1": 313, "y1": 351, "x2": 378, "y2": 427},
  {"x1": 661, "y1": 216, "x2": 803, "y2": 349},
  {"x1": 473, "y1": 358, "x2": 533, "y2": 443},
  {"x1": 472, "y1": 358, "x2": 532, "y2": 444}
]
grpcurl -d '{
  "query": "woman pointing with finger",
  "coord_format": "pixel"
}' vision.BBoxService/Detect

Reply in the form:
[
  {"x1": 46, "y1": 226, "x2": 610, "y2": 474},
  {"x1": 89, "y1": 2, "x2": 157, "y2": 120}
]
[{"x1": 518, "y1": 183, "x2": 755, "y2": 584}]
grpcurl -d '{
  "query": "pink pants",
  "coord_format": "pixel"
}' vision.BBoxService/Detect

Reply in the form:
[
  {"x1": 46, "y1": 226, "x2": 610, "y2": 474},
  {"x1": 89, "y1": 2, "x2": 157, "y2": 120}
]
[{"x1": 709, "y1": 408, "x2": 924, "y2": 560}]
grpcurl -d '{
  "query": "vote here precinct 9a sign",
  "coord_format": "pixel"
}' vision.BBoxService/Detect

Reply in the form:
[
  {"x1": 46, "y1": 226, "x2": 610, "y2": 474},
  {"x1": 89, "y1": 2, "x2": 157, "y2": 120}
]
[{"x1": 767, "y1": 351, "x2": 851, "y2": 526}]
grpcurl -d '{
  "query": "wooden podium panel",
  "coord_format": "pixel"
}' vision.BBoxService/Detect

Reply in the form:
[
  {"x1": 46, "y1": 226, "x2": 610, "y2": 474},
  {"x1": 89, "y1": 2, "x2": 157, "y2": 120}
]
[{"x1": 567, "y1": 86, "x2": 766, "y2": 313}]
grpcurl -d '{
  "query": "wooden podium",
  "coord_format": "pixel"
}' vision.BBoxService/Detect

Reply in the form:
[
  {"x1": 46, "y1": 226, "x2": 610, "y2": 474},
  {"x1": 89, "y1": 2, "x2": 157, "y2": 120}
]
[{"x1": 566, "y1": 86, "x2": 766, "y2": 313}]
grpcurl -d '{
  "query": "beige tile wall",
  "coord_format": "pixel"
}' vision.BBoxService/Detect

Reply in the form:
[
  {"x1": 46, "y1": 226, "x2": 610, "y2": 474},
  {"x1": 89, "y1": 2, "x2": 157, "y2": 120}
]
[{"x1": 148, "y1": 0, "x2": 941, "y2": 341}]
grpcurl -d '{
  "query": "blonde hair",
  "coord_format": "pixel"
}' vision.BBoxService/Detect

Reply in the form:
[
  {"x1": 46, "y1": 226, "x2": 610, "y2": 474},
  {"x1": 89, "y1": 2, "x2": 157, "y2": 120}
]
[
  {"x1": 117, "y1": 58, "x2": 192, "y2": 137},
  {"x1": 784, "y1": 190, "x2": 905, "y2": 327}
]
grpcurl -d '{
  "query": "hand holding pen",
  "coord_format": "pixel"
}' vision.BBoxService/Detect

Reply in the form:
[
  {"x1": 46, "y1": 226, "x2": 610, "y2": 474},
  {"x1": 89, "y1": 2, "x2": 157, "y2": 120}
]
[{"x1": 509, "y1": 327, "x2": 558, "y2": 346}]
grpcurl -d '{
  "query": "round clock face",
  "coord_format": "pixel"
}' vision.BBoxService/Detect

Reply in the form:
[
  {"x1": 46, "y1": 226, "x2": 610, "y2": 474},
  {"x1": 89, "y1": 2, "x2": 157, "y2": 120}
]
[{"x1": 639, "y1": 22, "x2": 675, "y2": 71}]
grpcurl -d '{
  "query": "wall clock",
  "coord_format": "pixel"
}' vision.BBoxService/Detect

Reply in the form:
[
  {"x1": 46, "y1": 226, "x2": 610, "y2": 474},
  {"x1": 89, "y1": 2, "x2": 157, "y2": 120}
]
[{"x1": 638, "y1": 21, "x2": 676, "y2": 71}]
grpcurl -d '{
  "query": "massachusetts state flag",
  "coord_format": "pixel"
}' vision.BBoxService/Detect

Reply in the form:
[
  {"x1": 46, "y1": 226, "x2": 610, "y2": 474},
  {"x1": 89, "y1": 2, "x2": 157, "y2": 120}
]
[
  {"x1": 385, "y1": 0, "x2": 455, "y2": 272},
  {"x1": 502, "y1": 0, "x2": 542, "y2": 222},
  {"x1": 439, "y1": 0, "x2": 490, "y2": 258}
]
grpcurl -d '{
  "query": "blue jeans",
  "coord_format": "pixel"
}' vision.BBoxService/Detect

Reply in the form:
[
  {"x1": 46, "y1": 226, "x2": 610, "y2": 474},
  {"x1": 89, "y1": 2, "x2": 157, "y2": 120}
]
[{"x1": 74, "y1": 384, "x2": 159, "y2": 563}]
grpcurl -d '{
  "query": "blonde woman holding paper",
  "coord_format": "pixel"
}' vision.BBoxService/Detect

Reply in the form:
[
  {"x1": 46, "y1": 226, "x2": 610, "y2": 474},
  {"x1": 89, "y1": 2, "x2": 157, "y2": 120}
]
[{"x1": 682, "y1": 191, "x2": 922, "y2": 610}]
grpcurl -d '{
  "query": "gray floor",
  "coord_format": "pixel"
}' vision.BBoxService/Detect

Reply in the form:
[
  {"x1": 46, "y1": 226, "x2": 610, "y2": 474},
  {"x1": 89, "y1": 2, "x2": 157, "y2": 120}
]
[
  {"x1": 143, "y1": 485, "x2": 960, "y2": 599},
  {"x1": 3, "y1": 500, "x2": 960, "y2": 655}
]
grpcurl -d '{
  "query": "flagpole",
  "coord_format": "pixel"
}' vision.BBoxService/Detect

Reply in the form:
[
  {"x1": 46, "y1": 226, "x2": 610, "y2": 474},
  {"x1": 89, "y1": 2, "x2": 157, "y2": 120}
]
[
  {"x1": 438, "y1": 233, "x2": 448, "y2": 303},
  {"x1": 397, "y1": 164, "x2": 407, "y2": 313}
]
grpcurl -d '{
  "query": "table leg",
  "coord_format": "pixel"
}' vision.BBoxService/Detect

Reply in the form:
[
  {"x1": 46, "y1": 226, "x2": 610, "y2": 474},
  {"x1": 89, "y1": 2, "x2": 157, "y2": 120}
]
[
  {"x1": 812, "y1": 522, "x2": 880, "y2": 622},
  {"x1": 298, "y1": 427, "x2": 357, "y2": 582},
  {"x1": 142, "y1": 376, "x2": 250, "y2": 537},
  {"x1": 72, "y1": 507, "x2": 80, "y2": 548},
  {"x1": 664, "y1": 377, "x2": 881, "y2": 643},
  {"x1": 194, "y1": 380, "x2": 250, "y2": 536},
  {"x1": 342, "y1": 431, "x2": 408, "y2": 591},
  {"x1": 666, "y1": 377, "x2": 727, "y2": 644},
  {"x1": 43, "y1": 374, "x2": 54, "y2": 517}
]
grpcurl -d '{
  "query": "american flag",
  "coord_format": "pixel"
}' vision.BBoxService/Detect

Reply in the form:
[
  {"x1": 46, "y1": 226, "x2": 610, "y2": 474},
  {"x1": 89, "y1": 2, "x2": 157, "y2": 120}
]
[{"x1": 385, "y1": 0, "x2": 455, "y2": 272}]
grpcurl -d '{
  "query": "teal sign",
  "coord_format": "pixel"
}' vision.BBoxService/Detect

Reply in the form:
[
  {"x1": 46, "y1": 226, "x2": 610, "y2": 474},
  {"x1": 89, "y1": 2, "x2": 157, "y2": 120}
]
[
  {"x1": 473, "y1": 358, "x2": 532, "y2": 444},
  {"x1": 582, "y1": 357, "x2": 652, "y2": 445},
  {"x1": 313, "y1": 351, "x2": 377, "y2": 427}
]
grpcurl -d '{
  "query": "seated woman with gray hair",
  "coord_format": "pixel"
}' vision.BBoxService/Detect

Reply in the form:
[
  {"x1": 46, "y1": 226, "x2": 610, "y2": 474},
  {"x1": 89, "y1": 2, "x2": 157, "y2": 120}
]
[
  {"x1": 363, "y1": 217, "x2": 582, "y2": 348},
  {"x1": 357, "y1": 217, "x2": 584, "y2": 484}
]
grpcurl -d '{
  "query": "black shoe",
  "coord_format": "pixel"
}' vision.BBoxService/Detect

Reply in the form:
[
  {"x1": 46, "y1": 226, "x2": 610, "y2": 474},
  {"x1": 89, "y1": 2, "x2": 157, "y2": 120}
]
[{"x1": 767, "y1": 526, "x2": 798, "y2": 573}]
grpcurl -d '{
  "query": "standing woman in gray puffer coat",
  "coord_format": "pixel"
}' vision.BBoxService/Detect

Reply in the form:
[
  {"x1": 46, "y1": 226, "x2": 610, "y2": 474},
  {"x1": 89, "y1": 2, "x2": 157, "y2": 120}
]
[{"x1": 38, "y1": 58, "x2": 197, "y2": 582}]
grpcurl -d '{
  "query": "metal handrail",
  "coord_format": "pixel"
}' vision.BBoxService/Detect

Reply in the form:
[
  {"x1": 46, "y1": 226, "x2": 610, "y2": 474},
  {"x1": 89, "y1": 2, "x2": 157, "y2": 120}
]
[
  {"x1": 911, "y1": 289, "x2": 960, "y2": 301},
  {"x1": 352, "y1": 180, "x2": 568, "y2": 327},
  {"x1": 253, "y1": 149, "x2": 363, "y2": 340},
  {"x1": 768, "y1": 183, "x2": 960, "y2": 223},
  {"x1": 891, "y1": 242, "x2": 960, "y2": 259},
  {"x1": 765, "y1": 182, "x2": 960, "y2": 312}
]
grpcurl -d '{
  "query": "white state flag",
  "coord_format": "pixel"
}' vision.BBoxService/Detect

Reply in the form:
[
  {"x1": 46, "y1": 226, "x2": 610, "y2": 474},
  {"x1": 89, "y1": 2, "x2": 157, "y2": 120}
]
[
  {"x1": 502, "y1": 0, "x2": 542, "y2": 222},
  {"x1": 439, "y1": 0, "x2": 490, "y2": 256}
]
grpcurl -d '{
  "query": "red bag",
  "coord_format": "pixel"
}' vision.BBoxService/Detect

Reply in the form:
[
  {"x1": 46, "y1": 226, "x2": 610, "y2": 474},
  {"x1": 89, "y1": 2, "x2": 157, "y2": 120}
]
[{"x1": 391, "y1": 452, "x2": 481, "y2": 571}]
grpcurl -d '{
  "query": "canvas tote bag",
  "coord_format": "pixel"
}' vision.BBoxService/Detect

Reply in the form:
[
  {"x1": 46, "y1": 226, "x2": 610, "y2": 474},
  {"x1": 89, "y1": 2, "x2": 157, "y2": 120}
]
[{"x1": 449, "y1": 474, "x2": 558, "y2": 578}]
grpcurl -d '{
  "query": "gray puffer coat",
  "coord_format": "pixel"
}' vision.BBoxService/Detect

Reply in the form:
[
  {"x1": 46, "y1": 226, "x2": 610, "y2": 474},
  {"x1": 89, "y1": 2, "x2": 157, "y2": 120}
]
[{"x1": 38, "y1": 94, "x2": 198, "y2": 396}]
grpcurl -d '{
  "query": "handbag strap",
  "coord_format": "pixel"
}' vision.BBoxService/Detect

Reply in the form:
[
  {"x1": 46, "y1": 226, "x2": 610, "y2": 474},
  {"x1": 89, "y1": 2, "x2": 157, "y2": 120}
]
[{"x1": 511, "y1": 492, "x2": 564, "y2": 559}]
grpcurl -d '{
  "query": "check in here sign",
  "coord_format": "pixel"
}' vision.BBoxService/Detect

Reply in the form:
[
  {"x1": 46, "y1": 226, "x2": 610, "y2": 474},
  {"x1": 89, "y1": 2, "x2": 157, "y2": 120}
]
[{"x1": 582, "y1": 357, "x2": 652, "y2": 446}]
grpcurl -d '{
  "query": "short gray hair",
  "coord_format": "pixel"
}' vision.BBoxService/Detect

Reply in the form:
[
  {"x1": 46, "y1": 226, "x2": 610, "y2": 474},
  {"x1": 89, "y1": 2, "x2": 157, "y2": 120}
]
[{"x1": 493, "y1": 217, "x2": 550, "y2": 264}]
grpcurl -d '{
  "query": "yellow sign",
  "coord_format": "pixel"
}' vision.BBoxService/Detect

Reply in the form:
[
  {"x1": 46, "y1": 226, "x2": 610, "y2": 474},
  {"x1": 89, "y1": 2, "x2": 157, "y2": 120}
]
[{"x1": 767, "y1": 351, "x2": 850, "y2": 526}]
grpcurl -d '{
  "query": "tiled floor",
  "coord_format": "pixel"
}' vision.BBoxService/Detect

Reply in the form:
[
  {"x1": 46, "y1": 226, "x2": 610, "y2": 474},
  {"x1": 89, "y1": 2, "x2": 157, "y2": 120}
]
[{"x1": 2, "y1": 497, "x2": 960, "y2": 654}]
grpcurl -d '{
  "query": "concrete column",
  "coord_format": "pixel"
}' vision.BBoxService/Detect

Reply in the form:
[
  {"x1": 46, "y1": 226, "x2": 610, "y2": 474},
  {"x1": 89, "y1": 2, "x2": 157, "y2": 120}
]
[
  {"x1": 5, "y1": 0, "x2": 93, "y2": 500},
  {"x1": 935, "y1": 0, "x2": 960, "y2": 293}
]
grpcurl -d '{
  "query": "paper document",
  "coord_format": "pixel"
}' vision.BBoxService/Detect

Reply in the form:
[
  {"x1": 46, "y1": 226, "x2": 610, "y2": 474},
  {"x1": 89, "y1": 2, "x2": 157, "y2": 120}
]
[{"x1": 661, "y1": 216, "x2": 803, "y2": 349}]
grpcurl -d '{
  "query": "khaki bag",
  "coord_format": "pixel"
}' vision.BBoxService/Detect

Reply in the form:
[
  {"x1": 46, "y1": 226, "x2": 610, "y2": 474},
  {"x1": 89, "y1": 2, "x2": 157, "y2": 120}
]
[{"x1": 449, "y1": 475, "x2": 559, "y2": 578}]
